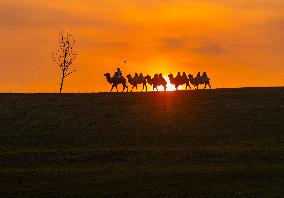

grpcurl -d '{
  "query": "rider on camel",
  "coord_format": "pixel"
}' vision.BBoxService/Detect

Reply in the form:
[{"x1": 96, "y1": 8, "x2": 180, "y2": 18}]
[{"x1": 114, "y1": 68, "x2": 123, "y2": 80}]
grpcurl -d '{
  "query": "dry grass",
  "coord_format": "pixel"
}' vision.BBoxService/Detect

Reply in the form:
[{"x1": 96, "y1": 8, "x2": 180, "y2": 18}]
[{"x1": 0, "y1": 88, "x2": 284, "y2": 197}]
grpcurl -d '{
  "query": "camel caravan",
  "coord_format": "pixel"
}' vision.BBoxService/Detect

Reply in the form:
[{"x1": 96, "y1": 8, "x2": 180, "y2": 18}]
[{"x1": 104, "y1": 68, "x2": 211, "y2": 92}]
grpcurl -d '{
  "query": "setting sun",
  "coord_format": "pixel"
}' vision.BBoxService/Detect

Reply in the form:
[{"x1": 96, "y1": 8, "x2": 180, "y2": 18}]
[
  {"x1": 157, "y1": 77, "x2": 176, "y2": 91},
  {"x1": 0, "y1": 0, "x2": 283, "y2": 92},
  {"x1": 1, "y1": 0, "x2": 283, "y2": 196}
]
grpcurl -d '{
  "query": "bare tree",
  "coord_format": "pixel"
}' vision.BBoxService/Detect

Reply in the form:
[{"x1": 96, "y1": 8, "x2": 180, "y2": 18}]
[{"x1": 52, "y1": 31, "x2": 78, "y2": 93}]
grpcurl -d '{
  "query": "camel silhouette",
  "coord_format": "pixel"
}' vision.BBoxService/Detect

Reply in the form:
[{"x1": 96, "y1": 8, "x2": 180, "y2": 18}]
[
  {"x1": 104, "y1": 73, "x2": 128, "y2": 92},
  {"x1": 126, "y1": 74, "x2": 148, "y2": 92},
  {"x1": 188, "y1": 73, "x2": 211, "y2": 90},
  {"x1": 145, "y1": 74, "x2": 167, "y2": 91},
  {"x1": 168, "y1": 73, "x2": 191, "y2": 90}
]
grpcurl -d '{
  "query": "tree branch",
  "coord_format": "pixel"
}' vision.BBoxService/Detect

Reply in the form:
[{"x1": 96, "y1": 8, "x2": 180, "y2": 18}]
[
  {"x1": 65, "y1": 69, "x2": 77, "y2": 77},
  {"x1": 52, "y1": 31, "x2": 78, "y2": 93}
]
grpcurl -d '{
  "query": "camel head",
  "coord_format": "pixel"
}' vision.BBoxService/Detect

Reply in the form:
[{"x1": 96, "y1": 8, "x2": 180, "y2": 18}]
[
  {"x1": 104, "y1": 73, "x2": 110, "y2": 77},
  {"x1": 104, "y1": 73, "x2": 113, "y2": 84},
  {"x1": 126, "y1": 74, "x2": 131, "y2": 79},
  {"x1": 188, "y1": 74, "x2": 196, "y2": 84},
  {"x1": 168, "y1": 73, "x2": 173, "y2": 78},
  {"x1": 145, "y1": 75, "x2": 152, "y2": 83}
]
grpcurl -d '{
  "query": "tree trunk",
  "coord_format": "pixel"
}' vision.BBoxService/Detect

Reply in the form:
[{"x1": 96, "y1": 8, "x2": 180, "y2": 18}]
[{"x1": 59, "y1": 73, "x2": 65, "y2": 94}]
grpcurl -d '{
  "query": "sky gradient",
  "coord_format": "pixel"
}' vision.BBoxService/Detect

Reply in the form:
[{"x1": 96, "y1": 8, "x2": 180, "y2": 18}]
[{"x1": 0, "y1": 0, "x2": 283, "y2": 92}]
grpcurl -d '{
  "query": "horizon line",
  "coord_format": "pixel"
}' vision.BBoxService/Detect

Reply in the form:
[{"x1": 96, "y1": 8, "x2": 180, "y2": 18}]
[{"x1": 0, "y1": 86, "x2": 283, "y2": 94}]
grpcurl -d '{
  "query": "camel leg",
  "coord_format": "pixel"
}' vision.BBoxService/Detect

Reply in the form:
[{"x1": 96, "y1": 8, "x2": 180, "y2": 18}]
[
  {"x1": 142, "y1": 83, "x2": 147, "y2": 92},
  {"x1": 114, "y1": 85, "x2": 118, "y2": 92},
  {"x1": 208, "y1": 83, "x2": 211, "y2": 90},
  {"x1": 187, "y1": 82, "x2": 191, "y2": 90},
  {"x1": 125, "y1": 84, "x2": 128, "y2": 92},
  {"x1": 122, "y1": 83, "x2": 127, "y2": 92},
  {"x1": 111, "y1": 85, "x2": 118, "y2": 92},
  {"x1": 164, "y1": 86, "x2": 167, "y2": 91},
  {"x1": 110, "y1": 84, "x2": 115, "y2": 92},
  {"x1": 124, "y1": 84, "x2": 128, "y2": 92},
  {"x1": 204, "y1": 84, "x2": 207, "y2": 90}
]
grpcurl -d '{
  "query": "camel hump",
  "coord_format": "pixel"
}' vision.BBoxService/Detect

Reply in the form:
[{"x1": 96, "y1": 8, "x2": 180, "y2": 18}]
[{"x1": 201, "y1": 73, "x2": 210, "y2": 82}]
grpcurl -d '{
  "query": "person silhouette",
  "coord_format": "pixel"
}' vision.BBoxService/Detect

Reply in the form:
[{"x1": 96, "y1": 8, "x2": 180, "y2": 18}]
[{"x1": 114, "y1": 68, "x2": 122, "y2": 80}]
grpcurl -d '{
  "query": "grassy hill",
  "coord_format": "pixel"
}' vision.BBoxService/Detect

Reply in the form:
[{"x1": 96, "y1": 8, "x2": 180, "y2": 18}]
[{"x1": 1, "y1": 88, "x2": 284, "y2": 197}]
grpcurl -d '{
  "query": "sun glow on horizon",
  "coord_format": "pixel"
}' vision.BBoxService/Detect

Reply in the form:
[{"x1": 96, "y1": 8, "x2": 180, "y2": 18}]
[
  {"x1": 0, "y1": 0, "x2": 283, "y2": 92},
  {"x1": 157, "y1": 77, "x2": 176, "y2": 92}
]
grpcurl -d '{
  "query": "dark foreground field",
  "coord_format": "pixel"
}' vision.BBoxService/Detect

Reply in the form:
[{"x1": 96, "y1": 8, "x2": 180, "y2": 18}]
[{"x1": 0, "y1": 88, "x2": 284, "y2": 197}]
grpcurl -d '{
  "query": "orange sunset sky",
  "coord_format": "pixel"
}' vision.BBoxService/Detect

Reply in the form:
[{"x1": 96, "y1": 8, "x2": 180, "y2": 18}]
[{"x1": 0, "y1": 0, "x2": 283, "y2": 92}]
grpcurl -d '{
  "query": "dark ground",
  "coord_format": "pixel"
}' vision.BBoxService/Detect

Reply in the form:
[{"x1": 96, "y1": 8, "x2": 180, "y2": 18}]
[{"x1": 0, "y1": 88, "x2": 284, "y2": 197}]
